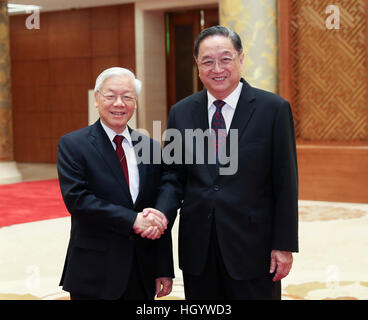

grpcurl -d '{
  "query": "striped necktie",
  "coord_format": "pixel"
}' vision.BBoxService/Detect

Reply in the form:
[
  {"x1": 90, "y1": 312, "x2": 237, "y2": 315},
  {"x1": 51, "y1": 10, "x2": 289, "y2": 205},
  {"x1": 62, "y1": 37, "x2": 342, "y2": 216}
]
[
  {"x1": 113, "y1": 135, "x2": 129, "y2": 186},
  {"x1": 211, "y1": 100, "x2": 226, "y2": 168}
]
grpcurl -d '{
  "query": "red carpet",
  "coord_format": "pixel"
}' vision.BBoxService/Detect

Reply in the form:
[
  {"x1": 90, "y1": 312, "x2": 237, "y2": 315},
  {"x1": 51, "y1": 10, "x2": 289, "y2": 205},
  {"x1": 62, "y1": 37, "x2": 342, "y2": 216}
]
[{"x1": 0, "y1": 179, "x2": 69, "y2": 227}]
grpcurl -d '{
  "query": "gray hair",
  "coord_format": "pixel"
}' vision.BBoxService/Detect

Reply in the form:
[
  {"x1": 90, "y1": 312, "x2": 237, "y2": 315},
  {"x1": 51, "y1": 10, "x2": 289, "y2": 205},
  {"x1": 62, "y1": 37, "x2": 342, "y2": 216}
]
[
  {"x1": 94, "y1": 67, "x2": 142, "y2": 94},
  {"x1": 194, "y1": 25, "x2": 243, "y2": 59}
]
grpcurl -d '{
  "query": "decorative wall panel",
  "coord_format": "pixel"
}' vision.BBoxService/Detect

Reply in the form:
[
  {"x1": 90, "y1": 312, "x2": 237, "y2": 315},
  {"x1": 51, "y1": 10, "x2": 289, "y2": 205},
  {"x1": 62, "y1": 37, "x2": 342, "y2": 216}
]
[
  {"x1": 289, "y1": 0, "x2": 367, "y2": 142},
  {"x1": 10, "y1": 4, "x2": 136, "y2": 162},
  {"x1": 220, "y1": 0, "x2": 278, "y2": 93}
]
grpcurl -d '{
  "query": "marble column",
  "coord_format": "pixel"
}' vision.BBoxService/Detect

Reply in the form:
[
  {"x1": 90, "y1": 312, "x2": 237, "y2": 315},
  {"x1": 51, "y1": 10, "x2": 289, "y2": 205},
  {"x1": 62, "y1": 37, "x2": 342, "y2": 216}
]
[
  {"x1": 219, "y1": 0, "x2": 279, "y2": 93},
  {"x1": 0, "y1": 0, "x2": 21, "y2": 184}
]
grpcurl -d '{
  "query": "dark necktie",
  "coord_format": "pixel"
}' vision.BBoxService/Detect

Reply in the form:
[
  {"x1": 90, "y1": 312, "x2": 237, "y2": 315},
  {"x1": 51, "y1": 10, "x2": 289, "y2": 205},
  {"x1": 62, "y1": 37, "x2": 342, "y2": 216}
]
[
  {"x1": 211, "y1": 100, "x2": 227, "y2": 167},
  {"x1": 113, "y1": 135, "x2": 129, "y2": 186}
]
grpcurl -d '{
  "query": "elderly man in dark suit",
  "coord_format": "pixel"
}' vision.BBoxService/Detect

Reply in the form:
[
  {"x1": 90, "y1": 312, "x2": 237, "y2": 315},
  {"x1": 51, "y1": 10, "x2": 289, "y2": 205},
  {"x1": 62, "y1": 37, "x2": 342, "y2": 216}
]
[
  {"x1": 57, "y1": 67, "x2": 174, "y2": 300},
  {"x1": 146, "y1": 26, "x2": 299, "y2": 300}
]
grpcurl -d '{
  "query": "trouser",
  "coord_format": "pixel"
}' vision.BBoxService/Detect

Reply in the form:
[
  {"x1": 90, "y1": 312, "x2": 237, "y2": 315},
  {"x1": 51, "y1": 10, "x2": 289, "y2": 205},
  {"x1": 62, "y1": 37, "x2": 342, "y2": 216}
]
[
  {"x1": 70, "y1": 253, "x2": 151, "y2": 300},
  {"x1": 183, "y1": 219, "x2": 281, "y2": 300}
]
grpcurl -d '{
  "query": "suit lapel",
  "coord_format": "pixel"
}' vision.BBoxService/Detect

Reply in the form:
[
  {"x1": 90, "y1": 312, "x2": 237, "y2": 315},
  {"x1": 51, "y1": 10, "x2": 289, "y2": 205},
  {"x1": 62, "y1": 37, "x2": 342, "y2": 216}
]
[
  {"x1": 191, "y1": 90, "x2": 209, "y2": 132},
  {"x1": 216, "y1": 79, "x2": 256, "y2": 182},
  {"x1": 89, "y1": 120, "x2": 132, "y2": 203},
  {"x1": 227, "y1": 79, "x2": 256, "y2": 140}
]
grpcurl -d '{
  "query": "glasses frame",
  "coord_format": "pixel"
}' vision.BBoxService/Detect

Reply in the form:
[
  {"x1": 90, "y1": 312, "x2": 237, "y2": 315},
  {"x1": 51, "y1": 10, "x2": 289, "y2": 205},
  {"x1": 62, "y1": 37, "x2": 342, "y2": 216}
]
[
  {"x1": 197, "y1": 52, "x2": 240, "y2": 71},
  {"x1": 98, "y1": 91, "x2": 136, "y2": 105}
]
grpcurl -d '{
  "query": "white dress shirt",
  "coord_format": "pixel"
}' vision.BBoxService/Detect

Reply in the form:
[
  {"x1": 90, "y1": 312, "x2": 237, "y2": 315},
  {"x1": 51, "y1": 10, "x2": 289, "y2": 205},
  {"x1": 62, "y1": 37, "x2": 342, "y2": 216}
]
[
  {"x1": 100, "y1": 121, "x2": 140, "y2": 203},
  {"x1": 207, "y1": 81, "x2": 243, "y2": 133}
]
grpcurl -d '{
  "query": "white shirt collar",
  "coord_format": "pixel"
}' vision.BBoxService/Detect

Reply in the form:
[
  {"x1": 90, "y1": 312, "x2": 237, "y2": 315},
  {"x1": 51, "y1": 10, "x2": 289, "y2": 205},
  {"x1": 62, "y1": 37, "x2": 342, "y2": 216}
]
[
  {"x1": 207, "y1": 81, "x2": 243, "y2": 110},
  {"x1": 100, "y1": 120, "x2": 133, "y2": 147}
]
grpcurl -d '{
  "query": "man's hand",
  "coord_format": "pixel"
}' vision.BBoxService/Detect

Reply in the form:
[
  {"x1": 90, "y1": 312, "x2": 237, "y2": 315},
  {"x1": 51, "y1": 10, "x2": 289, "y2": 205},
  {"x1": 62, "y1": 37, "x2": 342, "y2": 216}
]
[
  {"x1": 269, "y1": 250, "x2": 293, "y2": 282},
  {"x1": 140, "y1": 208, "x2": 169, "y2": 239},
  {"x1": 155, "y1": 277, "x2": 173, "y2": 298},
  {"x1": 142, "y1": 208, "x2": 168, "y2": 225},
  {"x1": 133, "y1": 209, "x2": 168, "y2": 240}
]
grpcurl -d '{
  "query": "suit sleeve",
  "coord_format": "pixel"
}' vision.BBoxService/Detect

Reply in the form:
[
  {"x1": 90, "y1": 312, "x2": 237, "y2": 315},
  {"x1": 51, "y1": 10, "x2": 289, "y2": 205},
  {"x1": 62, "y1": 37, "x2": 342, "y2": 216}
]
[
  {"x1": 57, "y1": 135, "x2": 137, "y2": 236},
  {"x1": 143, "y1": 138, "x2": 175, "y2": 279},
  {"x1": 155, "y1": 230, "x2": 175, "y2": 278},
  {"x1": 271, "y1": 101, "x2": 299, "y2": 252},
  {"x1": 155, "y1": 106, "x2": 186, "y2": 228}
]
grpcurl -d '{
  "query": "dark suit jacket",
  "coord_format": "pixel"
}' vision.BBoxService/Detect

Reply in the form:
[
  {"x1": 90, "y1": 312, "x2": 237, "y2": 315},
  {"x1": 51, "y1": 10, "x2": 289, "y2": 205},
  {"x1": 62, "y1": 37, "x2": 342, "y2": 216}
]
[
  {"x1": 57, "y1": 119, "x2": 174, "y2": 299},
  {"x1": 156, "y1": 79, "x2": 298, "y2": 280}
]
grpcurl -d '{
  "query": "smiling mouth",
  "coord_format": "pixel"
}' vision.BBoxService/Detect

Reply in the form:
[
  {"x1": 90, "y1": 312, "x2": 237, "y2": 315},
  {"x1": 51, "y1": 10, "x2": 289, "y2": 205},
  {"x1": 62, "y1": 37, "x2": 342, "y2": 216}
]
[
  {"x1": 111, "y1": 111, "x2": 125, "y2": 116},
  {"x1": 213, "y1": 76, "x2": 227, "y2": 81}
]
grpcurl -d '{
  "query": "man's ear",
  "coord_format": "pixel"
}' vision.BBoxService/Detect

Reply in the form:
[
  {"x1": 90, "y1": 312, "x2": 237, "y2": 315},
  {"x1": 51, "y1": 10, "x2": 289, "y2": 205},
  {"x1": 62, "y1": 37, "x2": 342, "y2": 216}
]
[
  {"x1": 94, "y1": 91, "x2": 99, "y2": 108},
  {"x1": 239, "y1": 52, "x2": 245, "y2": 65}
]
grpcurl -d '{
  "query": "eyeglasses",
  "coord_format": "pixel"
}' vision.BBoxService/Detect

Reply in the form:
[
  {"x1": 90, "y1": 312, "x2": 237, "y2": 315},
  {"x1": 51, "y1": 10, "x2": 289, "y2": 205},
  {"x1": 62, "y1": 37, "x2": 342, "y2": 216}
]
[
  {"x1": 198, "y1": 55, "x2": 237, "y2": 70},
  {"x1": 99, "y1": 91, "x2": 136, "y2": 105}
]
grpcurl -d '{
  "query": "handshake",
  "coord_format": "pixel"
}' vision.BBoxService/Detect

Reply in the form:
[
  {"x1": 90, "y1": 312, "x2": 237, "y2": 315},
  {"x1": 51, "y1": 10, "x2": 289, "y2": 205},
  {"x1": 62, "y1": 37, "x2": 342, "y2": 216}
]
[{"x1": 132, "y1": 208, "x2": 168, "y2": 240}]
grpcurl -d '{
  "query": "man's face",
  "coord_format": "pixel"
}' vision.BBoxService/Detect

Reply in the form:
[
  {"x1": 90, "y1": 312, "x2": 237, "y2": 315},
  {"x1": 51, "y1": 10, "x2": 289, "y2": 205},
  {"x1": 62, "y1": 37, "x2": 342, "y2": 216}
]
[
  {"x1": 196, "y1": 35, "x2": 244, "y2": 100},
  {"x1": 95, "y1": 75, "x2": 136, "y2": 134}
]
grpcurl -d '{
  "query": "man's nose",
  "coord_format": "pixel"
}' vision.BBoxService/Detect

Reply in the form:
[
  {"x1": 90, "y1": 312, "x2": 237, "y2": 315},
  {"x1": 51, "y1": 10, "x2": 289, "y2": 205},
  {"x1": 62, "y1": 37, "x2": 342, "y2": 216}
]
[
  {"x1": 213, "y1": 60, "x2": 224, "y2": 72},
  {"x1": 114, "y1": 95, "x2": 125, "y2": 105}
]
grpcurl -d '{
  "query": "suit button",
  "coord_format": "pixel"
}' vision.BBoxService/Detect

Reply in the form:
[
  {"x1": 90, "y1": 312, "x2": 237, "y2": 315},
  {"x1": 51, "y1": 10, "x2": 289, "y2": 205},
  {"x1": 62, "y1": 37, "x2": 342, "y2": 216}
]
[
  {"x1": 213, "y1": 185, "x2": 220, "y2": 191},
  {"x1": 208, "y1": 212, "x2": 212, "y2": 219},
  {"x1": 129, "y1": 235, "x2": 135, "y2": 241}
]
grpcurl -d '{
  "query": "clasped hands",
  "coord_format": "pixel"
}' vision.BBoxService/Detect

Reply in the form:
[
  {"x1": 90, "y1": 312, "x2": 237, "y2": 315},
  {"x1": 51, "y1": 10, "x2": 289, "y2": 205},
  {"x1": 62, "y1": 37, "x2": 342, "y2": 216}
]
[
  {"x1": 133, "y1": 208, "x2": 168, "y2": 240},
  {"x1": 133, "y1": 208, "x2": 173, "y2": 298}
]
